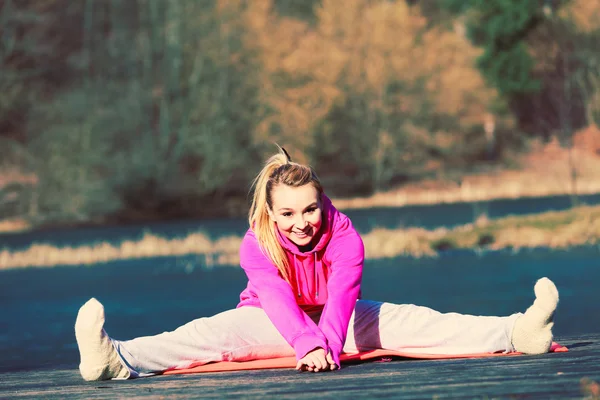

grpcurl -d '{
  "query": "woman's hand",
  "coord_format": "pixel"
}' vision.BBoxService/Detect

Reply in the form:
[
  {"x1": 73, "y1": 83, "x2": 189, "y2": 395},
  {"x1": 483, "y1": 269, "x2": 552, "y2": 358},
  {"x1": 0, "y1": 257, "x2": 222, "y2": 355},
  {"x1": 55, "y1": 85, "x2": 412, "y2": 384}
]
[{"x1": 295, "y1": 348, "x2": 338, "y2": 372}]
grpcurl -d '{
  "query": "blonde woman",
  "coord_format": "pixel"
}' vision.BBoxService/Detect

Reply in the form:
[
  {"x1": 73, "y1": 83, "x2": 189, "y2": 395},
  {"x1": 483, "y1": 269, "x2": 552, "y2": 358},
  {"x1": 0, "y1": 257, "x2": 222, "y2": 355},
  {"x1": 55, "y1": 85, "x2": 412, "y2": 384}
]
[{"x1": 75, "y1": 147, "x2": 559, "y2": 380}]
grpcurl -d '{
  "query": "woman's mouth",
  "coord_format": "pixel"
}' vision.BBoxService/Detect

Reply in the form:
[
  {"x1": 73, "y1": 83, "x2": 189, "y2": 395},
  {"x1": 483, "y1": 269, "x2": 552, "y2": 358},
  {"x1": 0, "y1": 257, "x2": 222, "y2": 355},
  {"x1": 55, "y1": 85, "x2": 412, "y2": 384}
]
[{"x1": 293, "y1": 230, "x2": 310, "y2": 239}]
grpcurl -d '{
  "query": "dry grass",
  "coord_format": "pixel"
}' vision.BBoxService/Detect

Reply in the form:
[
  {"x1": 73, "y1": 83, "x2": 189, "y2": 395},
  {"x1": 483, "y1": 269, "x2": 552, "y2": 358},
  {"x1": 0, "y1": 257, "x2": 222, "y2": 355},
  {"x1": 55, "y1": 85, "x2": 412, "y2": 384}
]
[
  {"x1": 480, "y1": 207, "x2": 600, "y2": 250},
  {"x1": 332, "y1": 156, "x2": 600, "y2": 210},
  {"x1": 0, "y1": 232, "x2": 243, "y2": 270},
  {"x1": 0, "y1": 168, "x2": 37, "y2": 189},
  {"x1": 333, "y1": 127, "x2": 600, "y2": 210},
  {"x1": 361, "y1": 227, "x2": 443, "y2": 258},
  {"x1": 0, "y1": 218, "x2": 30, "y2": 233},
  {"x1": 1, "y1": 205, "x2": 599, "y2": 270},
  {"x1": 364, "y1": 205, "x2": 600, "y2": 258}
]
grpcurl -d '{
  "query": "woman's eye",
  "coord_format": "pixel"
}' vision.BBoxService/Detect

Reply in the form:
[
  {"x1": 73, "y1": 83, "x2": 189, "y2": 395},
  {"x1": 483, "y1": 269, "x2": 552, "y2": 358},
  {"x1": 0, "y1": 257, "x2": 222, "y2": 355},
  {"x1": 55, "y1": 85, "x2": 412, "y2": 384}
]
[
  {"x1": 306, "y1": 208, "x2": 317, "y2": 214},
  {"x1": 282, "y1": 212, "x2": 292, "y2": 217}
]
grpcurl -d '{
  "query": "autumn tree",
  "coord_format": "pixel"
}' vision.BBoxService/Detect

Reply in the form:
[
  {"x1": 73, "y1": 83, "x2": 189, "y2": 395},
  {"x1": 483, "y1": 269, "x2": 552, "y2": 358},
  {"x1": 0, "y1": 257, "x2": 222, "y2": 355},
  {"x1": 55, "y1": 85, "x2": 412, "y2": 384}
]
[{"x1": 247, "y1": 0, "x2": 506, "y2": 194}]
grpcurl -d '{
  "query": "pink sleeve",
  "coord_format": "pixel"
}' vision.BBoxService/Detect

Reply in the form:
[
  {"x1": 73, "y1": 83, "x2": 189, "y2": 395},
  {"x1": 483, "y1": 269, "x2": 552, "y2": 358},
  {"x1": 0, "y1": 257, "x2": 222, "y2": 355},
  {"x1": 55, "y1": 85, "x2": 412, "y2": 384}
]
[
  {"x1": 239, "y1": 230, "x2": 329, "y2": 361},
  {"x1": 318, "y1": 219, "x2": 364, "y2": 368}
]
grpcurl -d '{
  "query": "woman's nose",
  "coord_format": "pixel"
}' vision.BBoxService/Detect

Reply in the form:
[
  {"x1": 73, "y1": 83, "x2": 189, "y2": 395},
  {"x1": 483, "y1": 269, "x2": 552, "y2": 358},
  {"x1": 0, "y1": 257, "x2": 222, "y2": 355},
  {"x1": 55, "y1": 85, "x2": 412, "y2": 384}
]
[{"x1": 296, "y1": 216, "x2": 308, "y2": 228}]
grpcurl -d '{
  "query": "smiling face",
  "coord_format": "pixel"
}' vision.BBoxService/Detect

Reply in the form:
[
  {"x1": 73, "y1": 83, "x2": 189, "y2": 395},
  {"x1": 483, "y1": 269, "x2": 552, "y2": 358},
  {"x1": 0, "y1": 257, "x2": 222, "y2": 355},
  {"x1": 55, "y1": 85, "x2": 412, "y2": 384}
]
[{"x1": 268, "y1": 183, "x2": 323, "y2": 249}]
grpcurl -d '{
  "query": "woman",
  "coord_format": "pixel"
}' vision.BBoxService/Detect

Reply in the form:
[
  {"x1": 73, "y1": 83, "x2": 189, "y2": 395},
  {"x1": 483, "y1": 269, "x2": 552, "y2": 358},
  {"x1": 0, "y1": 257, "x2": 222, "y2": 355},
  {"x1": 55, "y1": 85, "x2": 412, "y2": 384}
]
[{"x1": 75, "y1": 147, "x2": 559, "y2": 381}]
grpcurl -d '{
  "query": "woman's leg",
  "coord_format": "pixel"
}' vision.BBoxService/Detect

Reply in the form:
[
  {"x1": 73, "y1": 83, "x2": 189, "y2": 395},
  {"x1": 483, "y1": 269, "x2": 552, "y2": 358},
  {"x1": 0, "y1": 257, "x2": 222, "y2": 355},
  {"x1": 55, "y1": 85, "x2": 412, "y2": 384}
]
[
  {"x1": 75, "y1": 300, "x2": 293, "y2": 380},
  {"x1": 344, "y1": 301, "x2": 519, "y2": 355},
  {"x1": 343, "y1": 278, "x2": 558, "y2": 356},
  {"x1": 113, "y1": 306, "x2": 294, "y2": 377}
]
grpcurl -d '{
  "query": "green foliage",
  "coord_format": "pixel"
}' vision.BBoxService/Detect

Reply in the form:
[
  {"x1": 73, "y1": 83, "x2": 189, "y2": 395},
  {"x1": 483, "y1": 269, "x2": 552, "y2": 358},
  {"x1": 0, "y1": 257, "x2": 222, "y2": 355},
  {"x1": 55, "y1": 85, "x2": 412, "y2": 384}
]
[
  {"x1": 310, "y1": 93, "x2": 381, "y2": 195},
  {"x1": 477, "y1": 42, "x2": 540, "y2": 94},
  {"x1": 565, "y1": 3, "x2": 600, "y2": 127},
  {"x1": 442, "y1": 0, "x2": 547, "y2": 95},
  {"x1": 14, "y1": 0, "x2": 264, "y2": 224},
  {"x1": 274, "y1": 0, "x2": 320, "y2": 22},
  {"x1": 0, "y1": 0, "x2": 32, "y2": 137}
]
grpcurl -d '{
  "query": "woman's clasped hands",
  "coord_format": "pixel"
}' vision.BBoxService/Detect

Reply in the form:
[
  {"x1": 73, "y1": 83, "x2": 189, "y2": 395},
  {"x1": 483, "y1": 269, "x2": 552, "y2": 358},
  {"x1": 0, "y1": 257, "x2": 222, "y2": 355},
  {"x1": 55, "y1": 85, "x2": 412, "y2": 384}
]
[{"x1": 295, "y1": 347, "x2": 338, "y2": 372}]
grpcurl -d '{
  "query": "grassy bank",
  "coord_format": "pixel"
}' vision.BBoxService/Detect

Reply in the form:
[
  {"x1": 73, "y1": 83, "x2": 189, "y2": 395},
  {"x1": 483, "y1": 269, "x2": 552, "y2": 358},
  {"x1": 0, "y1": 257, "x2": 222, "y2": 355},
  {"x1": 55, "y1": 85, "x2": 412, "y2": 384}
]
[
  {"x1": 333, "y1": 133, "x2": 600, "y2": 210},
  {"x1": 1, "y1": 205, "x2": 598, "y2": 270},
  {"x1": 363, "y1": 205, "x2": 600, "y2": 258},
  {"x1": 0, "y1": 218, "x2": 29, "y2": 233}
]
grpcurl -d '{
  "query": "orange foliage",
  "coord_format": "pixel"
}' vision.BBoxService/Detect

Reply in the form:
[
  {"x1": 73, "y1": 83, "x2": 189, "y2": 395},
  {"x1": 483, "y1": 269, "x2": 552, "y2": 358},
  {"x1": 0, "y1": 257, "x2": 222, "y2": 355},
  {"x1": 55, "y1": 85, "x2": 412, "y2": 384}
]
[
  {"x1": 560, "y1": 0, "x2": 600, "y2": 33},
  {"x1": 573, "y1": 124, "x2": 600, "y2": 154},
  {"x1": 225, "y1": 0, "x2": 502, "y2": 161},
  {"x1": 421, "y1": 28, "x2": 503, "y2": 127}
]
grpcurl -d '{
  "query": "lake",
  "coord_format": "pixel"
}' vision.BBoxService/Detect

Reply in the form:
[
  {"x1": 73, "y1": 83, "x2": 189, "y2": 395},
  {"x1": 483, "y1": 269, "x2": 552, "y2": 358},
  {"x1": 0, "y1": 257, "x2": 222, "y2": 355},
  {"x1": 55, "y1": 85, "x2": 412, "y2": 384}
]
[{"x1": 1, "y1": 247, "x2": 599, "y2": 375}]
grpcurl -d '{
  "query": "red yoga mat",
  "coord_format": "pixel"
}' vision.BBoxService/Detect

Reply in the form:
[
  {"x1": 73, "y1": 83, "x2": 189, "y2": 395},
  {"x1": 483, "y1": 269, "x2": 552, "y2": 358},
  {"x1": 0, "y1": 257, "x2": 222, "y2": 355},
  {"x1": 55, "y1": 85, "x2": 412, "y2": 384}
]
[{"x1": 161, "y1": 342, "x2": 568, "y2": 375}]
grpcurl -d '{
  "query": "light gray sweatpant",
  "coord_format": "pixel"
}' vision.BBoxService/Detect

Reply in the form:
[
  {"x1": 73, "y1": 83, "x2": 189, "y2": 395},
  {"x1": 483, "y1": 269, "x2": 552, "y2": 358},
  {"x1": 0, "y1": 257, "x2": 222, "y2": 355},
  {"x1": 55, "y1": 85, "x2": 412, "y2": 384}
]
[{"x1": 112, "y1": 300, "x2": 521, "y2": 377}]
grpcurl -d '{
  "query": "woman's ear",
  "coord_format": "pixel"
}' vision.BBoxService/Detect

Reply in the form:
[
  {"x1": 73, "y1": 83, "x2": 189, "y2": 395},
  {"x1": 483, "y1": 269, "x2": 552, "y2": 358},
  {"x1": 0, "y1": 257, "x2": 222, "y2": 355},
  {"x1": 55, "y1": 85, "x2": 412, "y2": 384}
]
[{"x1": 267, "y1": 207, "x2": 276, "y2": 222}]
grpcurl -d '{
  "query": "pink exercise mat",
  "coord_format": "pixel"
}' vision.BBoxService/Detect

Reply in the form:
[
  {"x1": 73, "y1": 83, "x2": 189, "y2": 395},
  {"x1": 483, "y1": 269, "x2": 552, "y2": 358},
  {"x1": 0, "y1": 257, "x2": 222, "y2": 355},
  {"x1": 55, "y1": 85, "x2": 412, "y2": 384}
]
[{"x1": 161, "y1": 342, "x2": 568, "y2": 375}]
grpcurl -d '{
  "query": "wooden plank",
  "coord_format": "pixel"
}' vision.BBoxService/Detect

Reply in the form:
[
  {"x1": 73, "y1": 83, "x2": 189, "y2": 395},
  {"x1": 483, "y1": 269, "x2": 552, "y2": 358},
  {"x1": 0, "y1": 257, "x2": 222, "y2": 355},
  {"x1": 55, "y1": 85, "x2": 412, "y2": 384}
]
[{"x1": 1, "y1": 334, "x2": 599, "y2": 399}]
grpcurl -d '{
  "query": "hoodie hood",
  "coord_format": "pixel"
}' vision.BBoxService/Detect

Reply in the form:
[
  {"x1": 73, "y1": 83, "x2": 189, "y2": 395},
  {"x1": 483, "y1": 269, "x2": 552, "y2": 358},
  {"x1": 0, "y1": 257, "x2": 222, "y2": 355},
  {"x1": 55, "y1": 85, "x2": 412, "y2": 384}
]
[{"x1": 274, "y1": 194, "x2": 337, "y2": 304}]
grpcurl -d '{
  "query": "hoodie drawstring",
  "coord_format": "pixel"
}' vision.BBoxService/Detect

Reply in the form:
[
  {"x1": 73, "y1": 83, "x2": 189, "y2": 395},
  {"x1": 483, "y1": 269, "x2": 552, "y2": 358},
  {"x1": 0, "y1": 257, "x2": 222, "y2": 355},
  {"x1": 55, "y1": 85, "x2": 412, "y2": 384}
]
[
  {"x1": 314, "y1": 252, "x2": 319, "y2": 298},
  {"x1": 294, "y1": 252, "x2": 320, "y2": 299},
  {"x1": 294, "y1": 255, "x2": 301, "y2": 298}
]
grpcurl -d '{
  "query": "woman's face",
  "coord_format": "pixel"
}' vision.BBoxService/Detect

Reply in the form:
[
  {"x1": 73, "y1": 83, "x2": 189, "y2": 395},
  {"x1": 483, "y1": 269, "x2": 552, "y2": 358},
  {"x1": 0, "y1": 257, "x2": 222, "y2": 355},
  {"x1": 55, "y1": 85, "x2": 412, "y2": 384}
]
[{"x1": 269, "y1": 184, "x2": 323, "y2": 248}]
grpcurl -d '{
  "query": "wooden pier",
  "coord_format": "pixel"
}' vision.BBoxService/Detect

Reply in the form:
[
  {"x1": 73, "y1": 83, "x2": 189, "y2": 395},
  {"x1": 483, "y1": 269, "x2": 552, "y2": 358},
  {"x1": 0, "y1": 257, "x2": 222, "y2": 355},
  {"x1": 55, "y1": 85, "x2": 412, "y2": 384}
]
[{"x1": 1, "y1": 334, "x2": 599, "y2": 399}]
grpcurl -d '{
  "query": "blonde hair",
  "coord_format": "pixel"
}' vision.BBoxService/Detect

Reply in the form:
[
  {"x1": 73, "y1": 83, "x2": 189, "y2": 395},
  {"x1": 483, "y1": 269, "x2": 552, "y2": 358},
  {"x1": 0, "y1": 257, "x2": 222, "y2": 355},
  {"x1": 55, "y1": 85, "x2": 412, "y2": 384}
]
[{"x1": 248, "y1": 146, "x2": 323, "y2": 283}]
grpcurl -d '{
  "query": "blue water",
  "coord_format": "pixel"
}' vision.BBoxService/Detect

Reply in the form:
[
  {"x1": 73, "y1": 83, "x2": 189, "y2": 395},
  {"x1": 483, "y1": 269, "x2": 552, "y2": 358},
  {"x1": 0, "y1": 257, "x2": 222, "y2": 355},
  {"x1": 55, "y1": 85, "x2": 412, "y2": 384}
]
[
  {"x1": 1, "y1": 193, "x2": 599, "y2": 251},
  {"x1": 346, "y1": 193, "x2": 600, "y2": 232},
  {"x1": 1, "y1": 246, "x2": 599, "y2": 374}
]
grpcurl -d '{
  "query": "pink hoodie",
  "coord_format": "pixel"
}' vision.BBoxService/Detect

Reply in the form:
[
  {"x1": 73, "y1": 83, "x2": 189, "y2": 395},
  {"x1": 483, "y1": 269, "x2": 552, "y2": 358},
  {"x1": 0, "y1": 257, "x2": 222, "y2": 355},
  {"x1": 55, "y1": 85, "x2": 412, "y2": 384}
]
[{"x1": 237, "y1": 195, "x2": 364, "y2": 367}]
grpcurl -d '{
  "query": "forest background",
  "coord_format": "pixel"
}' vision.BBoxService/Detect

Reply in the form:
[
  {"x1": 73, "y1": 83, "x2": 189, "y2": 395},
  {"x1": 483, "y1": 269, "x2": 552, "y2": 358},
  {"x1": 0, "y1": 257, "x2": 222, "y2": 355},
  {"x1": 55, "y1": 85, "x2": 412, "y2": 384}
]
[{"x1": 1, "y1": 0, "x2": 600, "y2": 232}]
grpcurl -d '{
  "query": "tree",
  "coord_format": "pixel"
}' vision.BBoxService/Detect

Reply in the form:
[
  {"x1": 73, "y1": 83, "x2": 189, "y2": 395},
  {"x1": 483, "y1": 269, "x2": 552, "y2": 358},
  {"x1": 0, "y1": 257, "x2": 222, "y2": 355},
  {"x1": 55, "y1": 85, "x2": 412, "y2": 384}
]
[
  {"x1": 306, "y1": 0, "x2": 507, "y2": 193},
  {"x1": 440, "y1": 0, "x2": 579, "y2": 138},
  {"x1": 17, "y1": 0, "x2": 265, "y2": 225},
  {"x1": 441, "y1": 0, "x2": 561, "y2": 96},
  {"x1": 563, "y1": 0, "x2": 600, "y2": 127}
]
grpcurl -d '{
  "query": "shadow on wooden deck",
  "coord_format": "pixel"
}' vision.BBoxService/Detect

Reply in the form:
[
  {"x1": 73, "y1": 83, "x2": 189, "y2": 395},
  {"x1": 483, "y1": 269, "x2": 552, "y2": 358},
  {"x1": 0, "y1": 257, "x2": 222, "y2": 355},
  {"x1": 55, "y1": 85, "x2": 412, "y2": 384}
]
[{"x1": 1, "y1": 334, "x2": 599, "y2": 399}]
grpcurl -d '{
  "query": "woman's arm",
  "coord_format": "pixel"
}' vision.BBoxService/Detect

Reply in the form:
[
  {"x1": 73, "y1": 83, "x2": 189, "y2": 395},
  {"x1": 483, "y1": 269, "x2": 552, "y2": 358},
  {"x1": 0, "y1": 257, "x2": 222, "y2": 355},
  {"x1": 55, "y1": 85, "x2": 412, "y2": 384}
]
[
  {"x1": 318, "y1": 218, "x2": 364, "y2": 368},
  {"x1": 240, "y1": 230, "x2": 329, "y2": 361}
]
